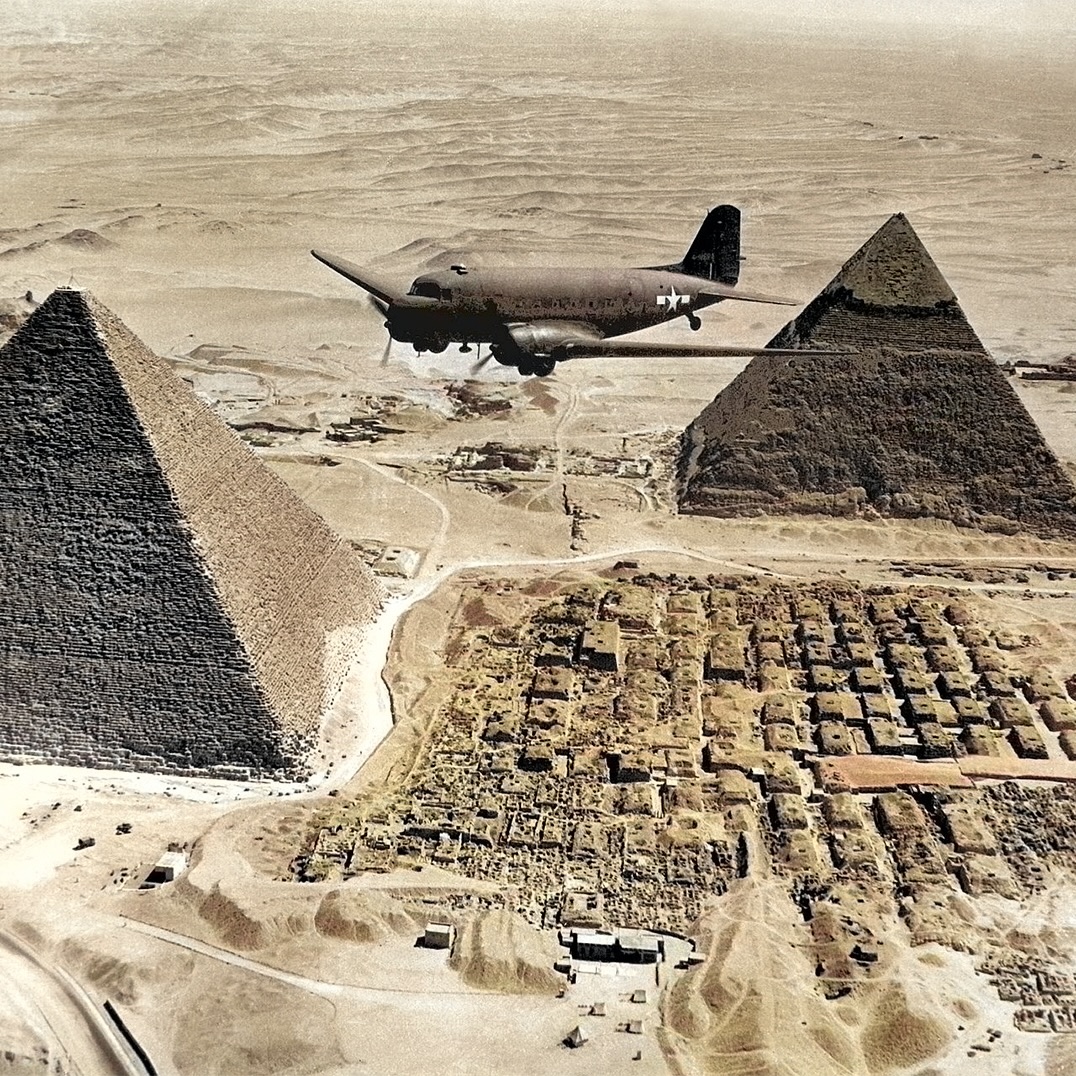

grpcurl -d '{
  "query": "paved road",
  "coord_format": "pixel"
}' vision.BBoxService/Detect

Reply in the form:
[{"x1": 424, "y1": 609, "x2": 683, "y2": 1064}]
[{"x1": 0, "y1": 929, "x2": 146, "y2": 1076}]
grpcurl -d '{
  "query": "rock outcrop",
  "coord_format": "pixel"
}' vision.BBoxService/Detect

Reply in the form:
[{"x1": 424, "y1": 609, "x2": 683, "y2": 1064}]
[
  {"x1": 0, "y1": 289, "x2": 383, "y2": 778},
  {"x1": 678, "y1": 214, "x2": 1076, "y2": 538}
]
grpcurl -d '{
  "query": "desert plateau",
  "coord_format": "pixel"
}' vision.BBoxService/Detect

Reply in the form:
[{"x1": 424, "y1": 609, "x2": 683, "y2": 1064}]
[{"x1": 2, "y1": 2, "x2": 1076, "y2": 1074}]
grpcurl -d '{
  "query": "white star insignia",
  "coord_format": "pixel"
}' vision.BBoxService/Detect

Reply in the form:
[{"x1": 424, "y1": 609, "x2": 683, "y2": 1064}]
[{"x1": 656, "y1": 286, "x2": 689, "y2": 309}]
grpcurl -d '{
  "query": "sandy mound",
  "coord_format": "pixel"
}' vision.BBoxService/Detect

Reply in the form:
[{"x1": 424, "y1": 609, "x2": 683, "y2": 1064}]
[
  {"x1": 57, "y1": 924, "x2": 195, "y2": 1008},
  {"x1": 861, "y1": 983, "x2": 953, "y2": 1073},
  {"x1": 313, "y1": 886, "x2": 416, "y2": 943},
  {"x1": 449, "y1": 908, "x2": 562, "y2": 995},
  {"x1": 666, "y1": 879, "x2": 865, "y2": 1076},
  {"x1": 56, "y1": 228, "x2": 114, "y2": 249},
  {"x1": 133, "y1": 836, "x2": 323, "y2": 953},
  {"x1": 193, "y1": 876, "x2": 317, "y2": 952}
]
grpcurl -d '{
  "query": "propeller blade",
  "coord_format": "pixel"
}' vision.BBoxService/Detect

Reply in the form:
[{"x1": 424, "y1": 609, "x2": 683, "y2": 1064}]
[
  {"x1": 469, "y1": 342, "x2": 493, "y2": 377},
  {"x1": 380, "y1": 335, "x2": 392, "y2": 367},
  {"x1": 367, "y1": 294, "x2": 389, "y2": 318}
]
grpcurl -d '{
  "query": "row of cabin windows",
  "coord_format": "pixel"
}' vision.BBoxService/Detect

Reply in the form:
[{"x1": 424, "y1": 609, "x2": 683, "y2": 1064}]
[{"x1": 407, "y1": 283, "x2": 621, "y2": 311}]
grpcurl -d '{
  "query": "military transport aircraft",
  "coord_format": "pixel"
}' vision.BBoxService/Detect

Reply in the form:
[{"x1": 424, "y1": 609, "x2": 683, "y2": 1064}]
[{"x1": 312, "y1": 205, "x2": 806, "y2": 376}]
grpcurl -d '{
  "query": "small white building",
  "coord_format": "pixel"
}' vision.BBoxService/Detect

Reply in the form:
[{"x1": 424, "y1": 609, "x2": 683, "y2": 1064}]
[
  {"x1": 423, "y1": 923, "x2": 455, "y2": 950},
  {"x1": 142, "y1": 850, "x2": 187, "y2": 887}
]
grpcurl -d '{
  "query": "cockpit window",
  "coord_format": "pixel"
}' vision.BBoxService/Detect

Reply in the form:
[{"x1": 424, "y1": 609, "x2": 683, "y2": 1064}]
[{"x1": 409, "y1": 281, "x2": 444, "y2": 300}]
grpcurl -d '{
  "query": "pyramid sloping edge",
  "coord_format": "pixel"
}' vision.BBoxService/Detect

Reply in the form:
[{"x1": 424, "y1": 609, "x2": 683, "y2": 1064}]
[
  {"x1": 0, "y1": 289, "x2": 385, "y2": 778},
  {"x1": 84, "y1": 294, "x2": 386, "y2": 742}
]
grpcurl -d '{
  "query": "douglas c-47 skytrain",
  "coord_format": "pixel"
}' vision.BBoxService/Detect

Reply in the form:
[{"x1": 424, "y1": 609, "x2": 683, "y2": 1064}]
[{"x1": 313, "y1": 204, "x2": 817, "y2": 377}]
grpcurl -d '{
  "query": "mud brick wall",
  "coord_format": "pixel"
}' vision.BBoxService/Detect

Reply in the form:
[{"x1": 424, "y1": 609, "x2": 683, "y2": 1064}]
[{"x1": 0, "y1": 291, "x2": 383, "y2": 777}]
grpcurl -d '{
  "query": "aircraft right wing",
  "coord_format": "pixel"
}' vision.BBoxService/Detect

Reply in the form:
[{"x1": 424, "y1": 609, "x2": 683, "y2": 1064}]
[
  {"x1": 552, "y1": 340, "x2": 845, "y2": 361},
  {"x1": 311, "y1": 249, "x2": 417, "y2": 307}
]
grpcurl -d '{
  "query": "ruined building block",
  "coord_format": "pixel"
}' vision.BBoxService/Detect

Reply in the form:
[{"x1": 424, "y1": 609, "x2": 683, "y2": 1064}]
[
  {"x1": 953, "y1": 697, "x2": 987, "y2": 724},
  {"x1": 580, "y1": 619, "x2": 621, "y2": 672},
  {"x1": 763, "y1": 723, "x2": 803, "y2": 754},
  {"x1": 867, "y1": 718, "x2": 903, "y2": 755},
  {"x1": 852, "y1": 666, "x2": 886, "y2": 694},
  {"x1": 531, "y1": 668, "x2": 573, "y2": 701},
  {"x1": 821, "y1": 792, "x2": 866, "y2": 830},
  {"x1": 1009, "y1": 725, "x2": 1049, "y2": 760},
  {"x1": 917, "y1": 722, "x2": 953, "y2": 760},
  {"x1": 874, "y1": 791, "x2": 929, "y2": 836},
  {"x1": 1041, "y1": 699, "x2": 1076, "y2": 732},
  {"x1": 961, "y1": 726, "x2": 1000, "y2": 757},
  {"x1": 816, "y1": 722, "x2": 856, "y2": 756},
  {"x1": 1060, "y1": 730, "x2": 1076, "y2": 761},
  {"x1": 704, "y1": 634, "x2": 747, "y2": 682},
  {"x1": 770, "y1": 792, "x2": 810, "y2": 830},
  {"x1": 938, "y1": 671, "x2": 974, "y2": 698},
  {"x1": 989, "y1": 698, "x2": 1035, "y2": 727}
]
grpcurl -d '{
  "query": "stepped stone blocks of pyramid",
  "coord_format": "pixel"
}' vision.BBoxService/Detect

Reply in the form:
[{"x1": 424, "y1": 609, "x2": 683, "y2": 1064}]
[
  {"x1": 0, "y1": 290, "x2": 384, "y2": 779},
  {"x1": 677, "y1": 214, "x2": 1076, "y2": 538}
]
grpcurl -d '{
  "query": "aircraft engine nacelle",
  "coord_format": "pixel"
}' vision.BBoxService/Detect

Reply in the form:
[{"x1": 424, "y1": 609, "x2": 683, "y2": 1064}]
[{"x1": 503, "y1": 322, "x2": 571, "y2": 358}]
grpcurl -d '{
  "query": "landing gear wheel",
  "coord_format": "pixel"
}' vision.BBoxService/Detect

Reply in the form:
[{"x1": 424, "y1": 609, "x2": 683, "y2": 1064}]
[
  {"x1": 687, "y1": 312, "x2": 702, "y2": 331},
  {"x1": 533, "y1": 359, "x2": 555, "y2": 376},
  {"x1": 427, "y1": 336, "x2": 449, "y2": 354},
  {"x1": 518, "y1": 362, "x2": 535, "y2": 377}
]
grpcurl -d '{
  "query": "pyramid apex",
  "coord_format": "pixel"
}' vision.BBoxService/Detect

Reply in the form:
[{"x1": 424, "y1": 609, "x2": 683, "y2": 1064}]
[
  {"x1": 825, "y1": 211, "x2": 956, "y2": 309},
  {"x1": 767, "y1": 211, "x2": 985, "y2": 353}
]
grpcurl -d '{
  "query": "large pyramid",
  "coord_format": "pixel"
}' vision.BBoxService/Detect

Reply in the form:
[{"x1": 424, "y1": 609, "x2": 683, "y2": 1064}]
[
  {"x1": 0, "y1": 290, "x2": 384, "y2": 778},
  {"x1": 677, "y1": 215, "x2": 1076, "y2": 538}
]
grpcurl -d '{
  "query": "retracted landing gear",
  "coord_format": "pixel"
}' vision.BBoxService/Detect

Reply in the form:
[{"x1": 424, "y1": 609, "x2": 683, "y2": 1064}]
[
  {"x1": 490, "y1": 341, "x2": 555, "y2": 377},
  {"x1": 518, "y1": 358, "x2": 556, "y2": 377},
  {"x1": 413, "y1": 333, "x2": 450, "y2": 354}
]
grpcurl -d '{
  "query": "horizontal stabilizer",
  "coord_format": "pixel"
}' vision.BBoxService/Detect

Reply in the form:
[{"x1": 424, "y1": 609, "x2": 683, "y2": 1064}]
[
  {"x1": 553, "y1": 341, "x2": 850, "y2": 361},
  {"x1": 699, "y1": 284, "x2": 799, "y2": 306}
]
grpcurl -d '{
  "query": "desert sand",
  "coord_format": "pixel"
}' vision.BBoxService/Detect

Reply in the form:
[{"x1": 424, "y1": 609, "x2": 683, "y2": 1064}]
[{"x1": 2, "y1": 2, "x2": 1076, "y2": 1074}]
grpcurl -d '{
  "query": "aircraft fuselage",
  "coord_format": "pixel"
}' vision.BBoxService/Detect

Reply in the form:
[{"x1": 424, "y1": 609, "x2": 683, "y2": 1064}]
[{"x1": 388, "y1": 268, "x2": 719, "y2": 349}]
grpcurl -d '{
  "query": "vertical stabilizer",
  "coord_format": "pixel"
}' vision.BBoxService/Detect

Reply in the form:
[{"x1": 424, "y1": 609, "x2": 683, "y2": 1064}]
[{"x1": 681, "y1": 204, "x2": 741, "y2": 285}]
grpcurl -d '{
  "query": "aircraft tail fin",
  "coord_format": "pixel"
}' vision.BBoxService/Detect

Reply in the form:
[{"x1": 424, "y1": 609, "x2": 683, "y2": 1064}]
[{"x1": 679, "y1": 204, "x2": 741, "y2": 285}]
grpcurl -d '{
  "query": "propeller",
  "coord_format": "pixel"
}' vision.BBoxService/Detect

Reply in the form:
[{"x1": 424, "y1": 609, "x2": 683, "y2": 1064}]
[
  {"x1": 469, "y1": 342, "x2": 493, "y2": 377},
  {"x1": 367, "y1": 294, "x2": 393, "y2": 366}
]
